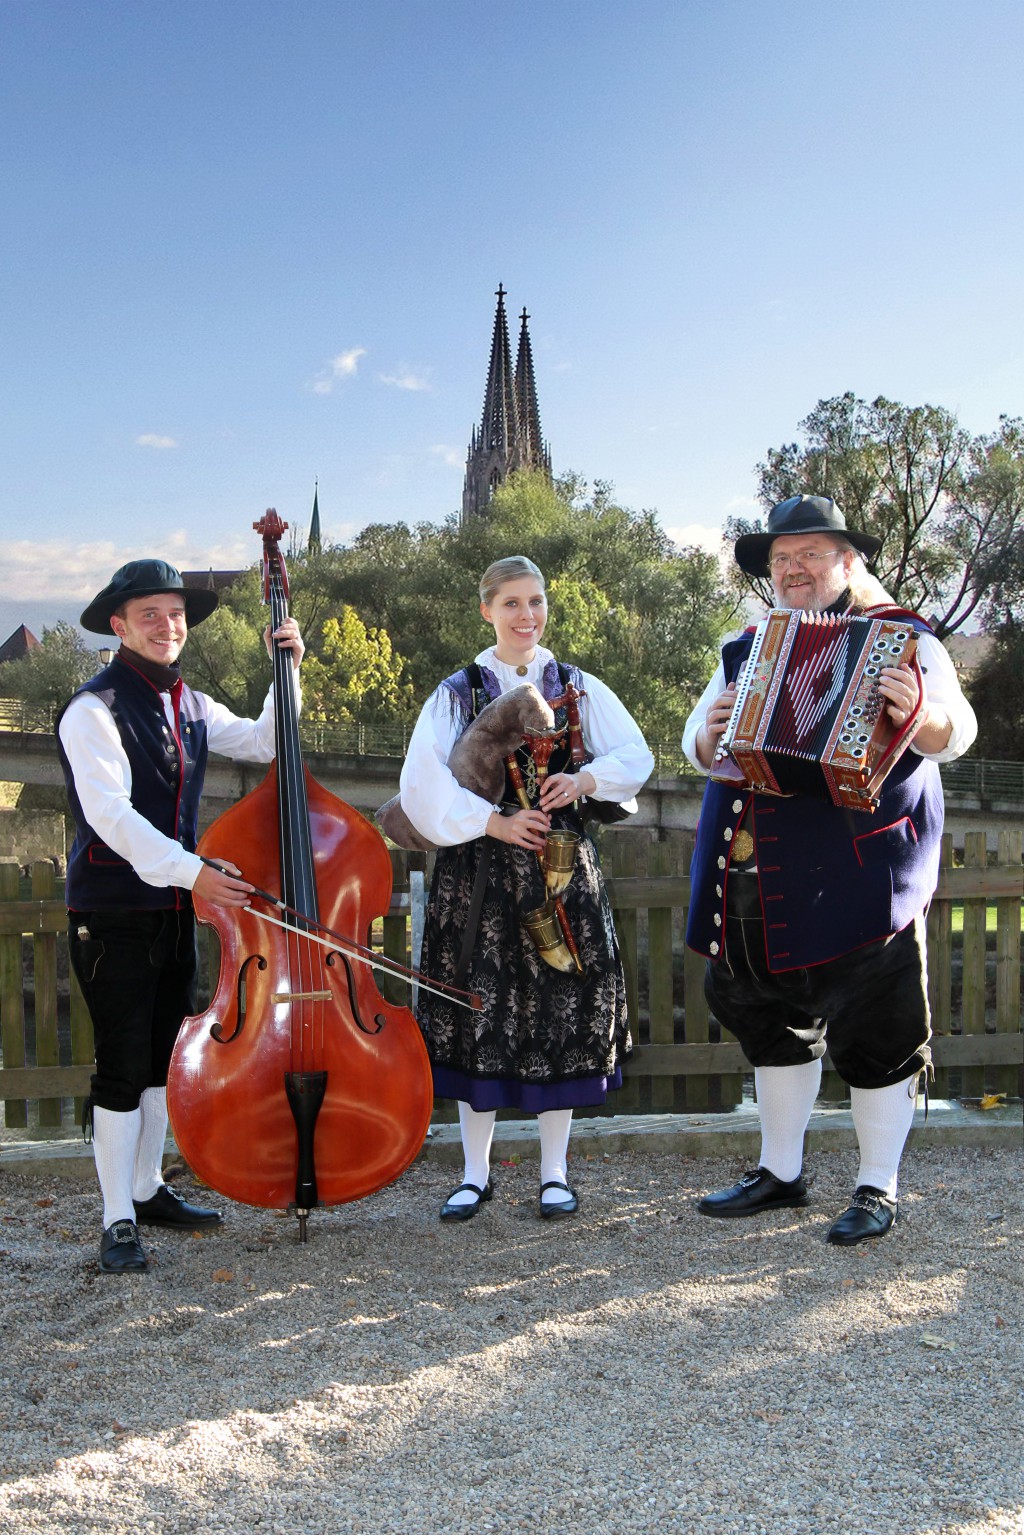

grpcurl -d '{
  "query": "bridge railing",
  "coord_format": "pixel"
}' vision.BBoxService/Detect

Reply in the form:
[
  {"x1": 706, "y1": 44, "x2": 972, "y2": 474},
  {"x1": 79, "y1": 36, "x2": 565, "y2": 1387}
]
[{"x1": 1, "y1": 693, "x2": 1018, "y2": 796}]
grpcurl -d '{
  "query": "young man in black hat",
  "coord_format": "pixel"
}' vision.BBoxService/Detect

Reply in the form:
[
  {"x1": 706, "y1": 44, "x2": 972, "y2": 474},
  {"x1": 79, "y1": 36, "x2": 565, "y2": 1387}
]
[
  {"x1": 57, "y1": 560, "x2": 304, "y2": 1273},
  {"x1": 683, "y1": 497, "x2": 976, "y2": 1244}
]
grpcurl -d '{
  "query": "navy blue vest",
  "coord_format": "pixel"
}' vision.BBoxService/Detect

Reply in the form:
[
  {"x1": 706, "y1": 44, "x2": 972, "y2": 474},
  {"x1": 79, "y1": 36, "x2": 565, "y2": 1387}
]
[
  {"x1": 57, "y1": 655, "x2": 209, "y2": 911},
  {"x1": 685, "y1": 618, "x2": 945, "y2": 971}
]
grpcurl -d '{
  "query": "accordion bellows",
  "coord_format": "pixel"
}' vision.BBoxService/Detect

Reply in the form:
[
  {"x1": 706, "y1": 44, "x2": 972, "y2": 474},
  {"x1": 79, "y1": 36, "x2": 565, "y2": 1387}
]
[{"x1": 711, "y1": 608, "x2": 922, "y2": 811}]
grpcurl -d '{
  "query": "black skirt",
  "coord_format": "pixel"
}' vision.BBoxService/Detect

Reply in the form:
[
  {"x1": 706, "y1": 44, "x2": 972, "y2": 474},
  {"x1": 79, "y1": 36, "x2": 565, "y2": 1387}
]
[{"x1": 417, "y1": 819, "x2": 632, "y2": 1105}]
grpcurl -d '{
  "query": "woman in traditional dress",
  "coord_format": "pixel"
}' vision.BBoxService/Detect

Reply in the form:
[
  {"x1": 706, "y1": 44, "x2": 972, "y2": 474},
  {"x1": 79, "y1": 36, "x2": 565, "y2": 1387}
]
[{"x1": 398, "y1": 556, "x2": 654, "y2": 1221}]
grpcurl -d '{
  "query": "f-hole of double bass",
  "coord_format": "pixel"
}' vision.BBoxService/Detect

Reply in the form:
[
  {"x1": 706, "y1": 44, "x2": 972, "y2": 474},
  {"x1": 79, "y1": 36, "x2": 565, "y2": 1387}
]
[
  {"x1": 326, "y1": 949, "x2": 385, "y2": 1034},
  {"x1": 211, "y1": 952, "x2": 267, "y2": 1043}
]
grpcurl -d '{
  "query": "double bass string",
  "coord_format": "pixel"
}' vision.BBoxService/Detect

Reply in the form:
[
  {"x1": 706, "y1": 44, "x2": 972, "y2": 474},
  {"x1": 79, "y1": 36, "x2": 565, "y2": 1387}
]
[
  {"x1": 198, "y1": 858, "x2": 482, "y2": 1011},
  {"x1": 269, "y1": 563, "x2": 326, "y2": 1074}
]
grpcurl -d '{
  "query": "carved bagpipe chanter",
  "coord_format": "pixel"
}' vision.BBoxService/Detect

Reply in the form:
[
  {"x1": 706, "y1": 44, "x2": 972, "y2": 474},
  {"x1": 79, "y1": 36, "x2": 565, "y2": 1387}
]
[{"x1": 711, "y1": 607, "x2": 925, "y2": 812}]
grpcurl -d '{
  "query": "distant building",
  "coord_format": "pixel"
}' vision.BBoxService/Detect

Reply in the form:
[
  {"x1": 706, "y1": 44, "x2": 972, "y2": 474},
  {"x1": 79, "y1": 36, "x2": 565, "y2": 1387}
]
[
  {"x1": 462, "y1": 284, "x2": 552, "y2": 523},
  {"x1": 0, "y1": 625, "x2": 41, "y2": 667},
  {"x1": 181, "y1": 569, "x2": 246, "y2": 594},
  {"x1": 944, "y1": 631, "x2": 993, "y2": 683}
]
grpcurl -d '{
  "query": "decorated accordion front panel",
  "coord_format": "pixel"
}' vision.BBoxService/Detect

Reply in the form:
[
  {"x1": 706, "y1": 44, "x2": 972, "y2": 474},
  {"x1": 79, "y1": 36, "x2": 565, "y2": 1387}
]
[{"x1": 711, "y1": 609, "x2": 919, "y2": 811}]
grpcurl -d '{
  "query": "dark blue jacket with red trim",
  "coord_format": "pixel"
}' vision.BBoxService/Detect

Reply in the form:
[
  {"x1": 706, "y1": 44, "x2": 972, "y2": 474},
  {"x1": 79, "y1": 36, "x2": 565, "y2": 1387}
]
[
  {"x1": 56, "y1": 655, "x2": 209, "y2": 911},
  {"x1": 684, "y1": 615, "x2": 944, "y2": 971}
]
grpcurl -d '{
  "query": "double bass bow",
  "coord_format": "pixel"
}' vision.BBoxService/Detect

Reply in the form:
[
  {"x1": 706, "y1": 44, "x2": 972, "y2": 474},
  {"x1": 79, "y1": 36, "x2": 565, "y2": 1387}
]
[{"x1": 167, "y1": 510, "x2": 436, "y2": 1240}]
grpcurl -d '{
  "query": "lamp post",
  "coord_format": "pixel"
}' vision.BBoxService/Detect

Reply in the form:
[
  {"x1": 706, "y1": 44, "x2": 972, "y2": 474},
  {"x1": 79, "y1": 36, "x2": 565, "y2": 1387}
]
[{"x1": 97, "y1": 646, "x2": 114, "y2": 668}]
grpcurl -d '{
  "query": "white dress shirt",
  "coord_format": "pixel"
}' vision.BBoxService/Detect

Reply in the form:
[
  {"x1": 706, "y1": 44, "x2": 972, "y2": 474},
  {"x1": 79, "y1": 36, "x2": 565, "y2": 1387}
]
[
  {"x1": 399, "y1": 646, "x2": 655, "y2": 849},
  {"x1": 59, "y1": 678, "x2": 297, "y2": 891}
]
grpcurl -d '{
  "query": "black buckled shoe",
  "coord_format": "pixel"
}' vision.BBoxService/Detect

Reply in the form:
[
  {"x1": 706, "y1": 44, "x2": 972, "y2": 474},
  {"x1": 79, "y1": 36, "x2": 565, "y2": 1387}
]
[
  {"x1": 826, "y1": 1186, "x2": 897, "y2": 1245},
  {"x1": 134, "y1": 1184, "x2": 224, "y2": 1230},
  {"x1": 697, "y1": 1167, "x2": 808, "y2": 1219},
  {"x1": 539, "y1": 1180, "x2": 579, "y2": 1219},
  {"x1": 440, "y1": 1179, "x2": 494, "y2": 1222},
  {"x1": 99, "y1": 1219, "x2": 147, "y2": 1273}
]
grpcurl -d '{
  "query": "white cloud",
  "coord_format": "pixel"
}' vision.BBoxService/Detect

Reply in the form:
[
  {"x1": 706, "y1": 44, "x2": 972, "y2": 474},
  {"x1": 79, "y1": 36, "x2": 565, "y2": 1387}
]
[
  {"x1": 379, "y1": 367, "x2": 431, "y2": 392},
  {"x1": 429, "y1": 444, "x2": 464, "y2": 470},
  {"x1": 663, "y1": 522, "x2": 729, "y2": 557},
  {"x1": 136, "y1": 433, "x2": 177, "y2": 450},
  {"x1": 313, "y1": 347, "x2": 367, "y2": 394},
  {"x1": 0, "y1": 534, "x2": 256, "y2": 604}
]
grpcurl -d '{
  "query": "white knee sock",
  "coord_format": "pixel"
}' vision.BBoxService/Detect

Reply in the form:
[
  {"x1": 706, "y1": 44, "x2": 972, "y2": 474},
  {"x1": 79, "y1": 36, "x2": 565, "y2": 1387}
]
[
  {"x1": 92, "y1": 1106, "x2": 142, "y2": 1229},
  {"x1": 851, "y1": 1078, "x2": 919, "y2": 1199},
  {"x1": 447, "y1": 1102, "x2": 497, "y2": 1207},
  {"x1": 133, "y1": 1086, "x2": 170, "y2": 1202},
  {"x1": 538, "y1": 1108, "x2": 574, "y2": 1202},
  {"x1": 755, "y1": 1060, "x2": 822, "y2": 1183}
]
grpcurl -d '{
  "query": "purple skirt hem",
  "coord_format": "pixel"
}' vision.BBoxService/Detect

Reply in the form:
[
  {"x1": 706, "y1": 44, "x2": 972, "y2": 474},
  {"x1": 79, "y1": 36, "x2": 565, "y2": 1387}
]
[{"x1": 431, "y1": 1065, "x2": 624, "y2": 1114}]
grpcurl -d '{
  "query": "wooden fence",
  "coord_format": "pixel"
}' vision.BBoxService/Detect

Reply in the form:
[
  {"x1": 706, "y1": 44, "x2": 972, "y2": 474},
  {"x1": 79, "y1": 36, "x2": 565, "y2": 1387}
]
[{"x1": 1, "y1": 828, "x2": 1021, "y2": 1133}]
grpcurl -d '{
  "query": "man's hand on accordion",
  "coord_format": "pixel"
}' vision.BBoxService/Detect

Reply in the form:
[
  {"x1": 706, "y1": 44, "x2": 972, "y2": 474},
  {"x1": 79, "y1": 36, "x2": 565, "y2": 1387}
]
[
  {"x1": 880, "y1": 662, "x2": 953, "y2": 754},
  {"x1": 878, "y1": 662, "x2": 919, "y2": 728},
  {"x1": 696, "y1": 683, "x2": 738, "y2": 769}
]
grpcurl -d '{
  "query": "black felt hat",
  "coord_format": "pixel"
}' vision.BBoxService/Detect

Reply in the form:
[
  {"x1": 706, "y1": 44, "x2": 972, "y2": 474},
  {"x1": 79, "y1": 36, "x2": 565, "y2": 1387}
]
[
  {"x1": 733, "y1": 495, "x2": 882, "y2": 578},
  {"x1": 80, "y1": 560, "x2": 219, "y2": 635}
]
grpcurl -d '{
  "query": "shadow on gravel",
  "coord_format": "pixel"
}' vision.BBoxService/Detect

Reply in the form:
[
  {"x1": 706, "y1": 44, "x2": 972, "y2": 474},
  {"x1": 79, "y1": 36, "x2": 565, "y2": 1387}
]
[{"x1": 0, "y1": 1145, "x2": 1020, "y2": 1535}]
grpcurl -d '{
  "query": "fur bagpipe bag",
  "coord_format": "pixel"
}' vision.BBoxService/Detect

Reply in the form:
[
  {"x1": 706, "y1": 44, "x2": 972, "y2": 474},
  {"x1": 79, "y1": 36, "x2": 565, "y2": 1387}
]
[{"x1": 376, "y1": 683, "x2": 634, "y2": 852}]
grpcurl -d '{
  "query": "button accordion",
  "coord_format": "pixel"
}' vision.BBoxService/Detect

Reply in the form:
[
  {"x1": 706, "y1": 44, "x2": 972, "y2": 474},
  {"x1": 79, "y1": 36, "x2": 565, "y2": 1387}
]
[{"x1": 711, "y1": 608, "x2": 922, "y2": 811}]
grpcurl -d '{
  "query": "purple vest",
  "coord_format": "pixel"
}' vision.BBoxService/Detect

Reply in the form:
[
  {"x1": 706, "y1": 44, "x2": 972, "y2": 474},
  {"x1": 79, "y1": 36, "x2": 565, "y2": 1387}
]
[
  {"x1": 57, "y1": 655, "x2": 209, "y2": 911},
  {"x1": 685, "y1": 620, "x2": 945, "y2": 971}
]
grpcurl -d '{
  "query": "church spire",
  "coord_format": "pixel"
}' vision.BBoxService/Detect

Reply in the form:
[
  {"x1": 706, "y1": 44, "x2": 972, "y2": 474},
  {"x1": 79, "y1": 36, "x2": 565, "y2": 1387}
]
[
  {"x1": 513, "y1": 307, "x2": 550, "y2": 478},
  {"x1": 308, "y1": 479, "x2": 322, "y2": 555},
  {"x1": 462, "y1": 286, "x2": 552, "y2": 523}
]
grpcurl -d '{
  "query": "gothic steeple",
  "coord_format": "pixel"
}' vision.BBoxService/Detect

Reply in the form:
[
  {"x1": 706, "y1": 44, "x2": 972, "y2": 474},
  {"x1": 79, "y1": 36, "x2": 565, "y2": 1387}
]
[
  {"x1": 308, "y1": 479, "x2": 322, "y2": 555},
  {"x1": 462, "y1": 286, "x2": 552, "y2": 522},
  {"x1": 513, "y1": 306, "x2": 550, "y2": 480}
]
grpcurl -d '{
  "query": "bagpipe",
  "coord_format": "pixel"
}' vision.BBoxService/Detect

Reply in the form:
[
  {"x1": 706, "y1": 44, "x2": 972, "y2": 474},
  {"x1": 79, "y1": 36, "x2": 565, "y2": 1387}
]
[{"x1": 378, "y1": 677, "x2": 621, "y2": 974}]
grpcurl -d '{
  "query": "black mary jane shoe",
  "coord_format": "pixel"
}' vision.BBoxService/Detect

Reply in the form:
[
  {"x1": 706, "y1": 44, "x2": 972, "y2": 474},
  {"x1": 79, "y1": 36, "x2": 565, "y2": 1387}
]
[
  {"x1": 134, "y1": 1184, "x2": 224, "y2": 1230},
  {"x1": 99, "y1": 1219, "x2": 148, "y2": 1274},
  {"x1": 826, "y1": 1186, "x2": 898, "y2": 1246},
  {"x1": 539, "y1": 1180, "x2": 579, "y2": 1220},
  {"x1": 439, "y1": 1179, "x2": 494, "y2": 1222},
  {"x1": 697, "y1": 1167, "x2": 808, "y2": 1219}
]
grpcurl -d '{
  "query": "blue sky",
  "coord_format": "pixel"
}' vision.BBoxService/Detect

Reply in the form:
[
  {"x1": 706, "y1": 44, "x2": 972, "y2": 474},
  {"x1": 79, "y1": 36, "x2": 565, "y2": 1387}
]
[{"x1": 2, "y1": 0, "x2": 1022, "y2": 643}]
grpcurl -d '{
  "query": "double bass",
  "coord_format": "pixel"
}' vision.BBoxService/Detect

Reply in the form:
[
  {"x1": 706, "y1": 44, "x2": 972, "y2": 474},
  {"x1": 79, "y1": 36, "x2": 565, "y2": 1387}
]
[{"x1": 167, "y1": 510, "x2": 435, "y2": 1239}]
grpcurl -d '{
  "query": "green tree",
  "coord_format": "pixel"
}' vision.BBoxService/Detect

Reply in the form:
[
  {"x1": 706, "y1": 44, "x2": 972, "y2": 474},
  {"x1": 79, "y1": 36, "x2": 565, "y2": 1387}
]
[
  {"x1": 188, "y1": 471, "x2": 737, "y2": 747},
  {"x1": 182, "y1": 570, "x2": 271, "y2": 717},
  {"x1": 733, "y1": 394, "x2": 1024, "y2": 636},
  {"x1": 967, "y1": 620, "x2": 1024, "y2": 760},
  {"x1": 0, "y1": 621, "x2": 98, "y2": 707}
]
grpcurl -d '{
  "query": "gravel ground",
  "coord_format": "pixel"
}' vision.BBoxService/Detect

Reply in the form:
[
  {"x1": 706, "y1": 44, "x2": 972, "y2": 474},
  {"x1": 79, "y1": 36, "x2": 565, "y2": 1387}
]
[{"x1": 0, "y1": 1143, "x2": 1021, "y2": 1535}]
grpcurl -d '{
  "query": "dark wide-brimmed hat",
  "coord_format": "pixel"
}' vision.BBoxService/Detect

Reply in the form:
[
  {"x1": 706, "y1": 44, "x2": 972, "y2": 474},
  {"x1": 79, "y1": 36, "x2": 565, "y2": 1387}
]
[
  {"x1": 80, "y1": 559, "x2": 219, "y2": 635},
  {"x1": 733, "y1": 495, "x2": 882, "y2": 578}
]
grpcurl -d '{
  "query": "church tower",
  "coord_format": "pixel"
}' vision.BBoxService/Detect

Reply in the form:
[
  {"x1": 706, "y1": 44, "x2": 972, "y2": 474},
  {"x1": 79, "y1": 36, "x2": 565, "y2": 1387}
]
[{"x1": 461, "y1": 285, "x2": 551, "y2": 522}]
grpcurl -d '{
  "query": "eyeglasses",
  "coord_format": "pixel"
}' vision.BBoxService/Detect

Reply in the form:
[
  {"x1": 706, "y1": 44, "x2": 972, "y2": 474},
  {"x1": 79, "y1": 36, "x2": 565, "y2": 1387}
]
[{"x1": 769, "y1": 549, "x2": 844, "y2": 574}]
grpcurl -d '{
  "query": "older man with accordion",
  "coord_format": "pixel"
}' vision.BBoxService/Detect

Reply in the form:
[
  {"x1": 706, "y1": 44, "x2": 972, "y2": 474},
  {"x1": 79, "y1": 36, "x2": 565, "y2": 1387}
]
[{"x1": 683, "y1": 495, "x2": 977, "y2": 1244}]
